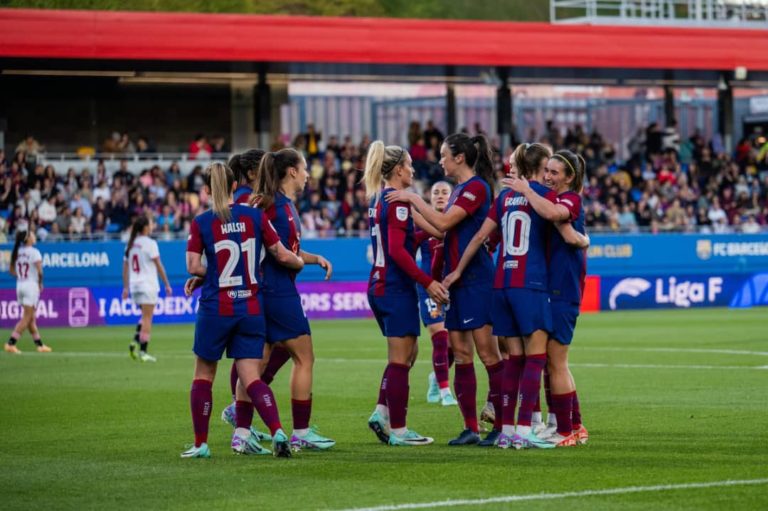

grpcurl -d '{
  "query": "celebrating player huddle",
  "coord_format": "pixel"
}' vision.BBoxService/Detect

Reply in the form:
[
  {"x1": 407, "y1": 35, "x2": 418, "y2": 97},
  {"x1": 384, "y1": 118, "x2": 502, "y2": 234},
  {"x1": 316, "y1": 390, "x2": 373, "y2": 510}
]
[
  {"x1": 99, "y1": 134, "x2": 590, "y2": 457},
  {"x1": 365, "y1": 135, "x2": 590, "y2": 449}
]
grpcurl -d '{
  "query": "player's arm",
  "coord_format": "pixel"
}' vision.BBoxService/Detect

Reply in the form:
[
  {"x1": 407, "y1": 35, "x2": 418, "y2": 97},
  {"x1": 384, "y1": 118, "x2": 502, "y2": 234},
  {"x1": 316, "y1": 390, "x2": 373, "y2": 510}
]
[
  {"x1": 506, "y1": 176, "x2": 571, "y2": 222},
  {"x1": 122, "y1": 258, "x2": 130, "y2": 299},
  {"x1": 263, "y1": 217, "x2": 304, "y2": 271},
  {"x1": 385, "y1": 190, "x2": 467, "y2": 232},
  {"x1": 299, "y1": 250, "x2": 332, "y2": 280},
  {"x1": 556, "y1": 222, "x2": 590, "y2": 248},
  {"x1": 442, "y1": 217, "x2": 498, "y2": 289},
  {"x1": 35, "y1": 260, "x2": 43, "y2": 292},
  {"x1": 153, "y1": 257, "x2": 173, "y2": 296},
  {"x1": 387, "y1": 203, "x2": 449, "y2": 304},
  {"x1": 186, "y1": 219, "x2": 207, "y2": 278},
  {"x1": 413, "y1": 209, "x2": 444, "y2": 239}
]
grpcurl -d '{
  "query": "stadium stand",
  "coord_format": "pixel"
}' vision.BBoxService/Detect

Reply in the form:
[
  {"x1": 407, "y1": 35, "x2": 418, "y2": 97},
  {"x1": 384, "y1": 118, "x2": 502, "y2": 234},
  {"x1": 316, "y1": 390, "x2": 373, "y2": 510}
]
[{"x1": 1, "y1": 122, "x2": 767, "y2": 243}]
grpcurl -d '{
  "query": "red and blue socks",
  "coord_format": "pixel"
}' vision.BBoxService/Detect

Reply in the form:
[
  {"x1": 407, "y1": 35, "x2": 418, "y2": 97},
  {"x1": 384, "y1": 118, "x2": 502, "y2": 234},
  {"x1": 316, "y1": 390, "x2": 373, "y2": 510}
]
[
  {"x1": 551, "y1": 391, "x2": 574, "y2": 437},
  {"x1": 431, "y1": 330, "x2": 451, "y2": 389},
  {"x1": 190, "y1": 379, "x2": 213, "y2": 447},
  {"x1": 501, "y1": 355, "x2": 524, "y2": 435},
  {"x1": 384, "y1": 363, "x2": 410, "y2": 430},
  {"x1": 485, "y1": 361, "x2": 504, "y2": 431},
  {"x1": 454, "y1": 363, "x2": 478, "y2": 433},
  {"x1": 246, "y1": 380, "x2": 283, "y2": 435},
  {"x1": 292, "y1": 398, "x2": 312, "y2": 431},
  {"x1": 517, "y1": 354, "x2": 547, "y2": 427},
  {"x1": 235, "y1": 399, "x2": 253, "y2": 429}
]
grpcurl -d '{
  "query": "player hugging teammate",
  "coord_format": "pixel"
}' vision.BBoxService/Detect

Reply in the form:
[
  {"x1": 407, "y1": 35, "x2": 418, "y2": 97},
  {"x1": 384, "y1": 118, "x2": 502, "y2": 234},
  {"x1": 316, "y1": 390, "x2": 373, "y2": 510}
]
[{"x1": 366, "y1": 137, "x2": 590, "y2": 449}]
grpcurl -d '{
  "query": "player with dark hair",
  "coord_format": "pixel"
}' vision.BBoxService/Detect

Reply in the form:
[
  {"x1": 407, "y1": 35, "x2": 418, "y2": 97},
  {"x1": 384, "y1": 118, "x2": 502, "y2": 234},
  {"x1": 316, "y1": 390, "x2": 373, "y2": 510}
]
[
  {"x1": 181, "y1": 162, "x2": 304, "y2": 459},
  {"x1": 122, "y1": 215, "x2": 172, "y2": 362},
  {"x1": 386, "y1": 133, "x2": 502, "y2": 446},
  {"x1": 508, "y1": 149, "x2": 590, "y2": 447},
  {"x1": 228, "y1": 149, "x2": 266, "y2": 204},
  {"x1": 417, "y1": 181, "x2": 457, "y2": 407},
  {"x1": 5, "y1": 230, "x2": 51, "y2": 354},
  {"x1": 364, "y1": 140, "x2": 449, "y2": 446}
]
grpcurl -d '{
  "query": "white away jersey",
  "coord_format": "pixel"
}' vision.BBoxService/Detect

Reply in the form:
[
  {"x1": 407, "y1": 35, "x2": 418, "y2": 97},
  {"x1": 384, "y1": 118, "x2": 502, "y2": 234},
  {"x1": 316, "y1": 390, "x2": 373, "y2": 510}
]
[
  {"x1": 15, "y1": 246, "x2": 42, "y2": 286},
  {"x1": 126, "y1": 235, "x2": 160, "y2": 291}
]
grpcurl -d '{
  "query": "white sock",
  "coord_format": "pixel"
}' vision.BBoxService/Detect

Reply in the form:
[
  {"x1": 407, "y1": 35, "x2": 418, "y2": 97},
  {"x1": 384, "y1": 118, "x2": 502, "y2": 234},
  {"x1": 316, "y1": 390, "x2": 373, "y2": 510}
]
[
  {"x1": 502, "y1": 425, "x2": 515, "y2": 436},
  {"x1": 391, "y1": 427, "x2": 407, "y2": 436},
  {"x1": 547, "y1": 413, "x2": 557, "y2": 426},
  {"x1": 516, "y1": 425, "x2": 531, "y2": 436},
  {"x1": 485, "y1": 401, "x2": 495, "y2": 413},
  {"x1": 293, "y1": 428, "x2": 309, "y2": 437},
  {"x1": 235, "y1": 427, "x2": 250, "y2": 439},
  {"x1": 532, "y1": 411, "x2": 542, "y2": 424},
  {"x1": 375, "y1": 404, "x2": 389, "y2": 421},
  {"x1": 439, "y1": 387, "x2": 452, "y2": 398}
]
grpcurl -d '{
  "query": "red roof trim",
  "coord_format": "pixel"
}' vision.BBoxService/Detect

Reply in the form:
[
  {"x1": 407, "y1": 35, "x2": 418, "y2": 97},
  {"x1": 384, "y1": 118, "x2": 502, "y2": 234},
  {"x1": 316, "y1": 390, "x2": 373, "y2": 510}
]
[{"x1": 1, "y1": 8, "x2": 767, "y2": 71}]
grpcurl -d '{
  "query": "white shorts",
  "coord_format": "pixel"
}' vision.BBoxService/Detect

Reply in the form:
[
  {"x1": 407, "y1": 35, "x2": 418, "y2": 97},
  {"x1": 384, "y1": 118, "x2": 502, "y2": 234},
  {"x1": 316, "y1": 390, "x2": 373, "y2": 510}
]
[
  {"x1": 17, "y1": 282, "x2": 40, "y2": 307},
  {"x1": 131, "y1": 288, "x2": 159, "y2": 306}
]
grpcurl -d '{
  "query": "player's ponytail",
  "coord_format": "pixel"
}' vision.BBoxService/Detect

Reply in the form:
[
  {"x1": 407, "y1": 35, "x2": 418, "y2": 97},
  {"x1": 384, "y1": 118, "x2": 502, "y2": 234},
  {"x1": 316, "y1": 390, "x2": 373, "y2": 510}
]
[
  {"x1": 10, "y1": 230, "x2": 28, "y2": 271},
  {"x1": 256, "y1": 148, "x2": 301, "y2": 210},
  {"x1": 552, "y1": 149, "x2": 585, "y2": 194},
  {"x1": 470, "y1": 135, "x2": 495, "y2": 193},
  {"x1": 204, "y1": 162, "x2": 235, "y2": 221},
  {"x1": 125, "y1": 216, "x2": 149, "y2": 258},
  {"x1": 512, "y1": 143, "x2": 551, "y2": 180},
  {"x1": 363, "y1": 140, "x2": 405, "y2": 200}
]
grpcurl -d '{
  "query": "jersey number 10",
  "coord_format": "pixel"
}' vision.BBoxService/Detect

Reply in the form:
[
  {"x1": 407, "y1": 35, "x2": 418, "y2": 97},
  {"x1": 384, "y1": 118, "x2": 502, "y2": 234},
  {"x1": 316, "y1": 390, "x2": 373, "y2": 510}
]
[{"x1": 501, "y1": 210, "x2": 531, "y2": 257}]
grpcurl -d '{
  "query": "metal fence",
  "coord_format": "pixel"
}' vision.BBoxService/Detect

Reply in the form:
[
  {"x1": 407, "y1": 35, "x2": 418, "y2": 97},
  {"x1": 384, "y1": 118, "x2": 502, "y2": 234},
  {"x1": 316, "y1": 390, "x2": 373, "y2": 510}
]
[{"x1": 551, "y1": 0, "x2": 768, "y2": 28}]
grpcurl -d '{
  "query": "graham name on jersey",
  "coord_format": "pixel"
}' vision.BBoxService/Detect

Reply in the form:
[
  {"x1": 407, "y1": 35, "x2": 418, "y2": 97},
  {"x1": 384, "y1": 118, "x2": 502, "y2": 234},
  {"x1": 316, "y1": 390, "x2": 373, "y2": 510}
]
[
  {"x1": 221, "y1": 222, "x2": 247, "y2": 234},
  {"x1": 505, "y1": 196, "x2": 529, "y2": 207}
]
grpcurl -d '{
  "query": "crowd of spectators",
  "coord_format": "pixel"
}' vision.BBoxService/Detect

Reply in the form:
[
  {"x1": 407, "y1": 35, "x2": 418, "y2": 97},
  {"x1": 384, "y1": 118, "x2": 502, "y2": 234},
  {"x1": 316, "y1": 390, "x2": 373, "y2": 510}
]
[{"x1": 1, "y1": 122, "x2": 767, "y2": 243}]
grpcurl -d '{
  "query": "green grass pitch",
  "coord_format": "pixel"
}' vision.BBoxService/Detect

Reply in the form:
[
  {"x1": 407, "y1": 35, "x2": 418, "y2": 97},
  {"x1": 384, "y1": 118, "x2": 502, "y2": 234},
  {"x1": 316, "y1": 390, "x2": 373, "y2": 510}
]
[{"x1": 1, "y1": 308, "x2": 767, "y2": 510}]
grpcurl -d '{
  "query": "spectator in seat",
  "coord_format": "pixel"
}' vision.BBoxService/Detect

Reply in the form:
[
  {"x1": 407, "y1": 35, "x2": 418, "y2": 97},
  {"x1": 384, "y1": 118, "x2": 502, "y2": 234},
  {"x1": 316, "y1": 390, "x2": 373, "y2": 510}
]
[{"x1": 188, "y1": 134, "x2": 212, "y2": 160}]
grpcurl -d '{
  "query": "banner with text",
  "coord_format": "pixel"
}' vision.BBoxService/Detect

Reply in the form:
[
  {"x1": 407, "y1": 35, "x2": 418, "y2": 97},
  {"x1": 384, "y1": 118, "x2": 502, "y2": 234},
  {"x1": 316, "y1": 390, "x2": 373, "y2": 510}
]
[{"x1": 0, "y1": 281, "x2": 373, "y2": 328}]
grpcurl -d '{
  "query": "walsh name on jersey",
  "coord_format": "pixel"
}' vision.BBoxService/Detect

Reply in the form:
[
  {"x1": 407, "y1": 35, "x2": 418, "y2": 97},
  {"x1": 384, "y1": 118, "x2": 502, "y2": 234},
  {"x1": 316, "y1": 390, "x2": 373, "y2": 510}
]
[{"x1": 221, "y1": 222, "x2": 246, "y2": 234}]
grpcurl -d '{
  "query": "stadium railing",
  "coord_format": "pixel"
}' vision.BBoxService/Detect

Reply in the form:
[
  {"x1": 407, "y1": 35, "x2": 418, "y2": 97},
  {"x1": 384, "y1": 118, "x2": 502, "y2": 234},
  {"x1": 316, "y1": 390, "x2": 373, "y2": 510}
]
[{"x1": 38, "y1": 153, "x2": 232, "y2": 176}]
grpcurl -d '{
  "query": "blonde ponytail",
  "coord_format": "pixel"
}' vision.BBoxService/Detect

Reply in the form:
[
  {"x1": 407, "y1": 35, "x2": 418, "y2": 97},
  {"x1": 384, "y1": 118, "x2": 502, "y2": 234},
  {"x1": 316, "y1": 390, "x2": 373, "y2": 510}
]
[
  {"x1": 363, "y1": 141, "x2": 385, "y2": 200},
  {"x1": 205, "y1": 162, "x2": 235, "y2": 221},
  {"x1": 363, "y1": 140, "x2": 406, "y2": 200}
]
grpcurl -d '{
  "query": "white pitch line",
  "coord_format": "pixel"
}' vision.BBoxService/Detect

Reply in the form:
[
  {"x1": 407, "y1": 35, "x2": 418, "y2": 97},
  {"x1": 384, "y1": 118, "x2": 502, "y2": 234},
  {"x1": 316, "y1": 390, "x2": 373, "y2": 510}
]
[
  {"x1": 3, "y1": 353, "x2": 768, "y2": 370},
  {"x1": 335, "y1": 478, "x2": 768, "y2": 511},
  {"x1": 582, "y1": 347, "x2": 768, "y2": 357}
]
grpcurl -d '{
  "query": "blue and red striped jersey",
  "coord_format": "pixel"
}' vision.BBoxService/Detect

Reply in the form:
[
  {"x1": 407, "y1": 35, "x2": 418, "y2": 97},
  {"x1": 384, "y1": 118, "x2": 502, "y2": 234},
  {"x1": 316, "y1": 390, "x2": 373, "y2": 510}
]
[
  {"x1": 233, "y1": 185, "x2": 253, "y2": 205},
  {"x1": 443, "y1": 176, "x2": 493, "y2": 287},
  {"x1": 261, "y1": 191, "x2": 302, "y2": 297},
  {"x1": 187, "y1": 204, "x2": 280, "y2": 316},
  {"x1": 548, "y1": 191, "x2": 587, "y2": 304},
  {"x1": 488, "y1": 181, "x2": 556, "y2": 291},
  {"x1": 368, "y1": 189, "x2": 433, "y2": 296},
  {"x1": 415, "y1": 230, "x2": 444, "y2": 282}
]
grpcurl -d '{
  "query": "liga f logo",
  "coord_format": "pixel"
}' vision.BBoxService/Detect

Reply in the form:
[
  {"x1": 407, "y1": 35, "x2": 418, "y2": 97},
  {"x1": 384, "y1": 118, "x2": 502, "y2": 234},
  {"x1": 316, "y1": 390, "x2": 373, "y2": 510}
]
[{"x1": 696, "y1": 239, "x2": 712, "y2": 260}]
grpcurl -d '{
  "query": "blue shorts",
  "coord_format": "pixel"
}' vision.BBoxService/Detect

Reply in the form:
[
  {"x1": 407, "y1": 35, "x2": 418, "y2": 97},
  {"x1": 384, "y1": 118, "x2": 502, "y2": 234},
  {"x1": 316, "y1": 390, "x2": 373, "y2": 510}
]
[
  {"x1": 550, "y1": 300, "x2": 579, "y2": 345},
  {"x1": 444, "y1": 283, "x2": 492, "y2": 332},
  {"x1": 491, "y1": 288, "x2": 552, "y2": 338},
  {"x1": 369, "y1": 291, "x2": 420, "y2": 338},
  {"x1": 264, "y1": 293, "x2": 311, "y2": 343},
  {"x1": 417, "y1": 287, "x2": 445, "y2": 326},
  {"x1": 194, "y1": 314, "x2": 266, "y2": 362}
]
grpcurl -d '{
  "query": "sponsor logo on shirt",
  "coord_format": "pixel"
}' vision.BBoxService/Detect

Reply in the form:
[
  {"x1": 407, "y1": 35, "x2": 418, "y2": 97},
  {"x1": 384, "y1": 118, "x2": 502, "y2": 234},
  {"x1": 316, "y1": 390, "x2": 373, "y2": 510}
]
[
  {"x1": 503, "y1": 260, "x2": 519, "y2": 269},
  {"x1": 462, "y1": 191, "x2": 476, "y2": 201},
  {"x1": 226, "y1": 289, "x2": 252, "y2": 299}
]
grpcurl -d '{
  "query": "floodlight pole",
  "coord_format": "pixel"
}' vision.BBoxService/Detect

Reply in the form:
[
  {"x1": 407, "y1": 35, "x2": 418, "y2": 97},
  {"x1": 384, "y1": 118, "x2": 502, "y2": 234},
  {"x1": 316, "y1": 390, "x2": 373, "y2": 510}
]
[{"x1": 717, "y1": 71, "x2": 734, "y2": 154}]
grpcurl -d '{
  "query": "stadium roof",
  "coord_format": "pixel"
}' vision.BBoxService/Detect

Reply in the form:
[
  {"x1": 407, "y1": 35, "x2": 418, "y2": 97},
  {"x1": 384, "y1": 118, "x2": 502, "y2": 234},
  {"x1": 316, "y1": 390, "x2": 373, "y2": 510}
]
[{"x1": 2, "y1": 8, "x2": 768, "y2": 86}]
